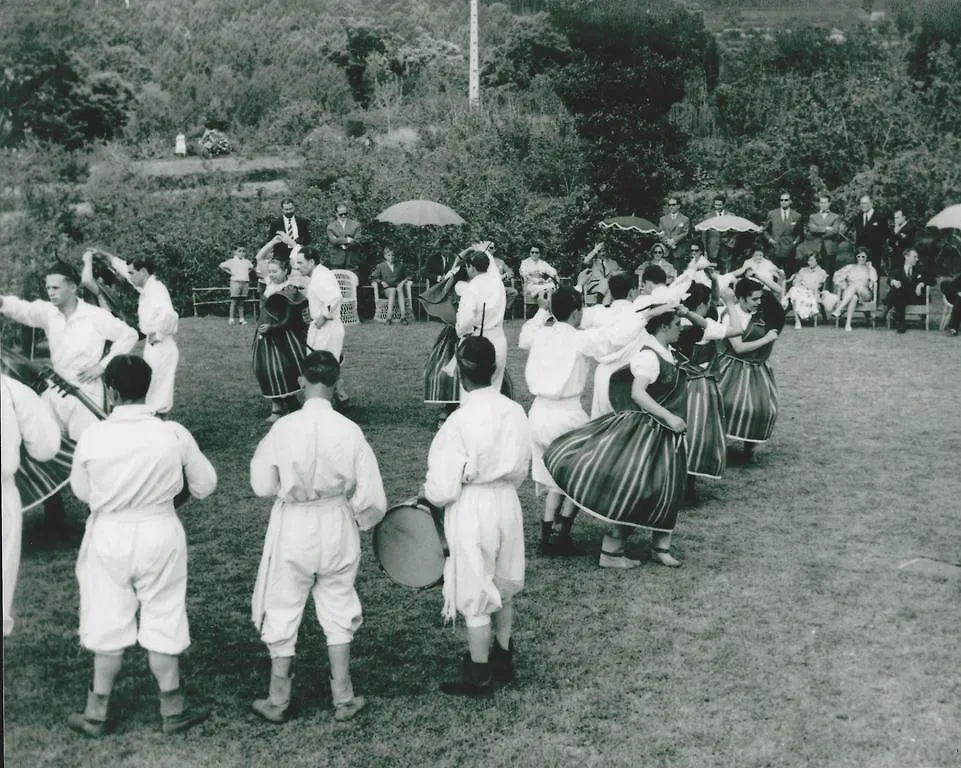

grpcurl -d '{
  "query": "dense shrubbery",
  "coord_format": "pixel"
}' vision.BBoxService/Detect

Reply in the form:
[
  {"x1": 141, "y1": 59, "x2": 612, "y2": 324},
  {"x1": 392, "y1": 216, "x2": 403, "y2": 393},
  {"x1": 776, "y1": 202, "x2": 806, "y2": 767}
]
[{"x1": 2, "y1": 0, "x2": 960, "y2": 313}]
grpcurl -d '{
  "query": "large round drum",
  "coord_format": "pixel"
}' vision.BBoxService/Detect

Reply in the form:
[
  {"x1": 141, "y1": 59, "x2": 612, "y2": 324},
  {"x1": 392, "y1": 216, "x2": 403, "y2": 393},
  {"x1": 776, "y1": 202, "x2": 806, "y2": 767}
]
[{"x1": 373, "y1": 498, "x2": 447, "y2": 589}]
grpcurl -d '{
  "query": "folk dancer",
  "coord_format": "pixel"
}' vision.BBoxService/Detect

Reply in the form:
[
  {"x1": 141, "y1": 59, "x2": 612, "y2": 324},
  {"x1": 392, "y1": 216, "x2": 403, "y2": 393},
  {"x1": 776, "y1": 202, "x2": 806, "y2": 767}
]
[
  {"x1": 423, "y1": 337, "x2": 531, "y2": 696},
  {"x1": 544, "y1": 308, "x2": 689, "y2": 569},
  {"x1": 713, "y1": 278, "x2": 782, "y2": 462},
  {"x1": 294, "y1": 248, "x2": 350, "y2": 408},
  {"x1": 520, "y1": 286, "x2": 645, "y2": 556},
  {"x1": 2, "y1": 373, "x2": 61, "y2": 636},
  {"x1": 82, "y1": 250, "x2": 180, "y2": 415},
  {"x1": 455, "y1": 249, "x2": 509, "y2": 393},
  {"x1": 250, "y1": 351, "x2": 386, "y2": 722},
  {"x1": 67, "y1": 356, "x2": 217, "y2": 737},
  {"x1": 1, "y1": 264, "x2": 137, "y2": 531},
  {"x1": 253, "y1": 258, "x2": 308, "y2": 422}
]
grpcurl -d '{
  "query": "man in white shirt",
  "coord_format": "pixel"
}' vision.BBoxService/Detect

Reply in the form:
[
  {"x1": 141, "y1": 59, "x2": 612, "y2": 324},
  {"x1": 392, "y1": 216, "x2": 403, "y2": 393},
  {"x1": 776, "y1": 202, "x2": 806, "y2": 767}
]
[
  {"x1": 0, "y1": 263, "x2": 138, "y2": 440},
  {"x1": 520, "y1": 286, "x2": 645, "y2": 556},
  {"x1": 83, "y1": 251, "x2": 180, "y2": 415},
  {"x1": 67, "y1": 356, "x2": 217, "y2": 737},
  {"x1": 249, "y1": 351, "x2": 386, "y2": 723},
  {"x1": 455, "y1": 251, "x2": 508, "y2": 393},
  {"x1": 294, "y1": 248, "x2": 350, "y2": 408},
  {"x1": 1, "y1": 373, "x2": 61, "y2": 637},
  {"x1": 423, "y1": 336, "x2": 531, "y2": 696}
]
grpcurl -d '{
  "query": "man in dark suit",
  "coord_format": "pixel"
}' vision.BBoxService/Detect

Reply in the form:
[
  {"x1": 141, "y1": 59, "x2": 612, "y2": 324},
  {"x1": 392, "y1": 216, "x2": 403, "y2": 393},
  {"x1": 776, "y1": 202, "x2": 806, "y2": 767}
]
[
  {"x1": 326, "y1": 203, "x2": 363, "y2": 272},
  {"x1": 887, "y1": 209, "x2": 916, "y2": 273},
  {"x1": 884, "y1": 249, "x2": 931, "y2": 333},
  {"x1": 702, "y1": 196, "x2": 738, "y2": 273},
  {"x1": 850, "y1": 195, "x2": 888, "y2": 273},
  {"x1": 941, "y1": 275, "x2": 961, "y2": 336},
  {"x1": 806, "y1": 194, "x2": 842, "y2": 283},
  {"x1": 763, "y1": 191, "x2": 804, "y2": 276},
  {"x1": 658, "y1": 197, "x2": 691, "y2": 270},
  {"x1": 266, "y1": 197, "x2": 311, "y2": 261}
]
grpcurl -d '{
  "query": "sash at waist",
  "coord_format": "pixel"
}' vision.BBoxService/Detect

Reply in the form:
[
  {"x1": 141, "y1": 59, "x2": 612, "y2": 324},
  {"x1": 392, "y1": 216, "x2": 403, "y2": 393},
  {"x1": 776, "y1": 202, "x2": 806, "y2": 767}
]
[{"x1": 90, "y1": 503, "x2": 176, "y2": 523}]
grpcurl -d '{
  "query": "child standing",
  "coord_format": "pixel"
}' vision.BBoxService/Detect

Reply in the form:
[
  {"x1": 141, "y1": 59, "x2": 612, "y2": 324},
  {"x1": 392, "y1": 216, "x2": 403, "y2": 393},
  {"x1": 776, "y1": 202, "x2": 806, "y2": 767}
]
[{"x1": 219, "y1": 247, "x2": 255, "y2": 325}]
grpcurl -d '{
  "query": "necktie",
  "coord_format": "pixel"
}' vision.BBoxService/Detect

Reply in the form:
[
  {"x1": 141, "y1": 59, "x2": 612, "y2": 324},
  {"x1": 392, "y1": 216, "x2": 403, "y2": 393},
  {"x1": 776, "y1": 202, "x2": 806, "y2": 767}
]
[
  {"x1": 864, "y1": 213, "x2": 868, "y2": 226},
  {"x1": 906, "y1": 266, "x2": 912, "y2": 279},
  {"x1": 285, "y1": 217, "x2": 294, "y2": 239}
]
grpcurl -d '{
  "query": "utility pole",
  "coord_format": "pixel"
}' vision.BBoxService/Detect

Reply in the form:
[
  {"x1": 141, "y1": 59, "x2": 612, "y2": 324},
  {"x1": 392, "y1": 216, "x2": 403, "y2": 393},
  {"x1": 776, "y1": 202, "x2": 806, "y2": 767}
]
[{"x1": 468, "y1": 0, "x2": 480, "y2": 107}]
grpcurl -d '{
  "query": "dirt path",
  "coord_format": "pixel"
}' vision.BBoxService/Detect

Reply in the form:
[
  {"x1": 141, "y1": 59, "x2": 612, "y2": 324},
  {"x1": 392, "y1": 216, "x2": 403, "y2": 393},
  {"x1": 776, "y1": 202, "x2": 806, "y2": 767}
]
[{"x1": 89, "y1": 154, "x2": 304, "y2": 179}]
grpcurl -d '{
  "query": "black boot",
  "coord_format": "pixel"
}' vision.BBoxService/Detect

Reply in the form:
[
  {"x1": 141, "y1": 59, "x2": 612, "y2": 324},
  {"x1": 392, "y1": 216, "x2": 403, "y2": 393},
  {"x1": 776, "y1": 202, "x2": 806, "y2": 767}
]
[
  {"x1": 439, "y1": 658, "x2": 492, "y2": 697},
  {"x1": 490, "y1": 641, "x2": 514, "y2": 684}
]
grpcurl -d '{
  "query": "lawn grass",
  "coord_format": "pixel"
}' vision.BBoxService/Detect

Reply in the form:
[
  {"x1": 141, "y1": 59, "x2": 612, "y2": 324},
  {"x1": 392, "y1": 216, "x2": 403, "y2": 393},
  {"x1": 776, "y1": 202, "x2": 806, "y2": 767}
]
[{"x1": 4, "y1": 317, "x2": 960, "y2": 768}]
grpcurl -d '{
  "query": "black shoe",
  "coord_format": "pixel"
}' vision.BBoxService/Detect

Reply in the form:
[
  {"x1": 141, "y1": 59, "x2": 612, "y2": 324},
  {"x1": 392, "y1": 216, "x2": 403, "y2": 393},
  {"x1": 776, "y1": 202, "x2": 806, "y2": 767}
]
[
  {"x1": 537, "y1": 533, "x2": 556, "y2": 557},
  {"x1": 490, "y1": 641, "x2": 514, "y2": 684},
  {"x1": 552, "y1": 533, "x2": 581, "y2": 557},
  {"x1": 439, "y1": 660, "x2": 492, "y2": 697},
  {"x1": 897, "y1": 325, "x2": 907, "y2": 334}
]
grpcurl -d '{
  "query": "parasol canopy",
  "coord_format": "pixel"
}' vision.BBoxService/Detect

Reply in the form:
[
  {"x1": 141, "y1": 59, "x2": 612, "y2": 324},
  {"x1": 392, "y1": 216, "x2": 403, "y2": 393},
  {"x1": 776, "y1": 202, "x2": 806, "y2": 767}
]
[
  {"x1": 598, "y1": 216, "x2": 659, "y2": 234},
  {"x1": 695, "y1": 214, "x2": 761, "y2": 233},
  {"x1": 926, "y1": 204, "x2": 961, "y2": 230},
  {"x1": 376, "y1": 200, "x2": 466, "y2": 227}
]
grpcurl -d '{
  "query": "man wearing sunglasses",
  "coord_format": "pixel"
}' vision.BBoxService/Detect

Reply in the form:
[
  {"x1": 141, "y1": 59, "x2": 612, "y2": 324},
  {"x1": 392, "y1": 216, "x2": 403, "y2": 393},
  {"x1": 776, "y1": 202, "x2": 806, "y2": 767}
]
[
  {"x1": 763, "y1": 192, "x2": 804, "y2": 277},
  {"x1": 658, "y1": 197, "x2": 691, "y2": 269}
]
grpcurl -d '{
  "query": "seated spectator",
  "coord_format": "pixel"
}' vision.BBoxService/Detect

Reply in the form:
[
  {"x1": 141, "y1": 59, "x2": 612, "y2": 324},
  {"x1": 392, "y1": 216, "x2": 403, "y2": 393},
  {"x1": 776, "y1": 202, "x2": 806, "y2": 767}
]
[
  {"x1": 832, "y1": 249, "x2": 878, "y2": 331},
  {"x1": 519, "y1": 244, "x2": 559, "y2": 302},
  {"x1": 576, "y1": 243, "x2": 621, "y2": 305},
  {"x1": 786, "y1": 253, "x2": 828, "y2": 328},
  {"x1": 941, "y1": 275, "x2": 961, "y2": 337},
  {"x1": 884, "y1": 248, "x2": 932, "y2": 334},
  {"x1": 634, "y1": 244, "x2": 678, "y2": 285},
  {"x1": 370, "y1": 247, "x2": 413, "y2": 325}
]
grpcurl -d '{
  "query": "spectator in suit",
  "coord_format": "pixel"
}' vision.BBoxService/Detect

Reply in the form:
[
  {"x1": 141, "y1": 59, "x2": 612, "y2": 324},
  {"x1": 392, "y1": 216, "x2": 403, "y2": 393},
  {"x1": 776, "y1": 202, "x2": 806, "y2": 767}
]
[
  {"x1": 658, "y1": 197, "x2": 691, "y2": 269},
  {"x1": 763, "y1": 191, "x2": 804, "y2": 277},
  {"x1": 806, "y1": 194, "x2": 842, "y2": 285},
  {"x1": 885, "y1": 249, "x2": 932, "y2": 333},
  {"x1": 266, "y1": 198, "x2": 311, "y2": 262},
  {"x1": 850, "y1": 195, "x2": 888, "y2": 273},
  {"x1": 703, "y1": 196, "x2": 737, "y2": 273},
  {"x1": 326, "y1": 203, "x2": 363, "y2": 272},
  {"x1": 941, "y1": 275, "x2": 961, "y2": 336},
  {"x1": 888, "y1": 209, "x2": 916, "y2": 273}
]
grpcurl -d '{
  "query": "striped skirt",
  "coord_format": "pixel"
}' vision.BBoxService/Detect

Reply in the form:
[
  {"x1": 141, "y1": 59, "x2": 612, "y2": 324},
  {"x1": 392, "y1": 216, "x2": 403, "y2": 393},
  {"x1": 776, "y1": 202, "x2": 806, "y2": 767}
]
[
  {"x1": 253, "y1": 329, "x2": 306, "y2": 399},
  {"x1": 714, "y1": 355, "x2": 778, "y2": 443},
  {"x1": 17, "y1": 438, "x2": 75, "y2": 513},
  {"x1": 543, "y1": 412, "x2": 687, "y2": 533},
  {"x1": 424, "y1": 325, "x2": 514, "y2": 404},
  {"x1": 686, "y1": 373, "x2": 726, "y2": 480}
]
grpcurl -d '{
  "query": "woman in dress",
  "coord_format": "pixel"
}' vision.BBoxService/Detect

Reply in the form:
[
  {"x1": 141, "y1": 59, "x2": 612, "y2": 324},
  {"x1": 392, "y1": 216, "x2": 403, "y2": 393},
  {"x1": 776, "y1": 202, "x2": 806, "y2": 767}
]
[
  {"x1": 786, "y1": 252, "x2": 828, "y2": 328},
  {"x1": 713, "y1": 277, "x2": 781, "y2": 462},
  {"x1": 544, "y1": 307, "x2": 688, "y2": 569},
  {"x1": 252, "y1": 258, "x2": 307, "y2": 422},
  {"x1": 831, "y1": 249, "x2": 878, "y2": 331}
]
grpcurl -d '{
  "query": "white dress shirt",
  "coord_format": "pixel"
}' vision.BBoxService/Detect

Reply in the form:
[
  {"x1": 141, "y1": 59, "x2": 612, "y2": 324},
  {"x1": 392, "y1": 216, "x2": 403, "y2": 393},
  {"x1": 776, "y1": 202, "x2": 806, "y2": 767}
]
[
  {"x1": 109, "y1": 258, "x2": 179, "y2": 340},
  {"x1": 305, "y1": 265, "x2": 345, "y2": 357},
  {"x1": 455, "y1": 267, "x2": 507, "y2": 338}
]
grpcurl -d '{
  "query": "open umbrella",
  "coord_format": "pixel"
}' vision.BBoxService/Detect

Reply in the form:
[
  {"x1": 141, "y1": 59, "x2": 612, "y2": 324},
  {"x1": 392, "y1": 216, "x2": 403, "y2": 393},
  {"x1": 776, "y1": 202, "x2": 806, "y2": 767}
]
[
  {"x1": 695, "y1": 214, "x2": 761, "y2": 233},
  {"x1": 376, "y1": 200, "x2": 466, "y2": 227},
  {"x1": 598, "y1": 216, "x2": 659, "y2": 234},
  {"x1": 926, "y1": 204, "x2": 961, "y2": 230}
]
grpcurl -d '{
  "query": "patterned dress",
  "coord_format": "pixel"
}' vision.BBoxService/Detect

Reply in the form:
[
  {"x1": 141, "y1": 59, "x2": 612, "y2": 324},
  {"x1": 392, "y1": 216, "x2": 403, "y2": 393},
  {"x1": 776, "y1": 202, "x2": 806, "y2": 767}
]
[
  {"x1": 712, "y1": 312, "x2": 778, "y2": 443},
  {"x1": 252, "y1": 283, "x2": 308, "y2": 399},
  {"x1": 543, "y1": 347, "x2": 687, "y2": 533},
  {"x1": 676, "y1": 326, "x2": 726, "y2": 480}
]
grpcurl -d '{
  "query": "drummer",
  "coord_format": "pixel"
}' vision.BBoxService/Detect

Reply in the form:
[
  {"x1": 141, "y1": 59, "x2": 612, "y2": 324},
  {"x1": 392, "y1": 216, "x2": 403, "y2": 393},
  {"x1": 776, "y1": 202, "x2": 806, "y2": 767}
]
[
  {"x1": 422, "y1": 336, "x2": 531, "y2": 696},
  {"x1": 249, "y1": 350, "x2": 386, "y2": 723}
]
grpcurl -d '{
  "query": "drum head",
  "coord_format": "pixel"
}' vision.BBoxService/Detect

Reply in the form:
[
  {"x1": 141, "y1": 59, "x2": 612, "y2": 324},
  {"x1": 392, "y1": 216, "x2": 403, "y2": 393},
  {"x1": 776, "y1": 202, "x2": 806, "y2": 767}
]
[{"x1": 373, "y1": 503, "x2": 446, "y2": 589}]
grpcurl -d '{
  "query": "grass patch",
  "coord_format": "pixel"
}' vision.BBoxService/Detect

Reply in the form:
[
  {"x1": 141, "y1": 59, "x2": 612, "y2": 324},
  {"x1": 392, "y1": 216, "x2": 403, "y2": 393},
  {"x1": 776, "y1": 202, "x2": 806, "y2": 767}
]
[{"x1": 4, "y1": 318, "x2": 960, "y2": 767}]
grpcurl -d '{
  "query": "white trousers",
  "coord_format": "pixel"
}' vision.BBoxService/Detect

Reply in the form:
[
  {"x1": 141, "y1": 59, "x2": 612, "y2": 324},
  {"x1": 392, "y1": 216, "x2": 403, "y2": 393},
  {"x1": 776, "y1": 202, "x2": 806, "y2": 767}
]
[
  {"x1": 307, "y1": 318, "x2": 345, "y2": 360},
  {"x1": 2, "y1": 476, "x2": 21, "y2": 636},
  {"x1": 76, "y1": 510, "x2": 190, "y2": 654},
  {"x1": 144, "y1": 337, "x2": 179, "y2": 414},
  {"x1": 528, "y1": 396, "x2": 589, "y2": 493},
  {"x1": 252, "y1": 499, "x2": 362, "y2": 656}
]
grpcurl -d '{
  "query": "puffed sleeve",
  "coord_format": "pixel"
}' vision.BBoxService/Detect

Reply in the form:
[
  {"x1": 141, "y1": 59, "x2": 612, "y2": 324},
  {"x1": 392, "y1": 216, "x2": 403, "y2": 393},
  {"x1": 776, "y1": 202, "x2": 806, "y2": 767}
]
[{"x1": 424, "y1": 418, "x2": 469, "y2": 507}]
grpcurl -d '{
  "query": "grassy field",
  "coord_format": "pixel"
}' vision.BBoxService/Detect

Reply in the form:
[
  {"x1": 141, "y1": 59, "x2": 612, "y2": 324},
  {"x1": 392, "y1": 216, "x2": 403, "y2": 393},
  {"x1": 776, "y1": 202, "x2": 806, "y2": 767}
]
[{"x1": 4, "y1": 316, "x2": 960, "y2": 768}]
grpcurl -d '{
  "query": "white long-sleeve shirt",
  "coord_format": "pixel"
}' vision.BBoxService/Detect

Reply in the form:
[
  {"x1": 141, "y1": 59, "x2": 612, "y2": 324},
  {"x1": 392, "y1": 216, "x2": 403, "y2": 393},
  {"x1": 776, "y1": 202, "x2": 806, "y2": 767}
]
[
  {"x1": 633, "y1": 265, "x2": 698, "y2": 312},
  {"x1": 306, "y1": 264, "x2": 343, "y2": 322},
  {"x1": 519, "y1": 308, "x2": 645, "y2": 399},
  {"x1": 1, "y1": 374, "x2": 61, "y2": 480},
  {"x1": 70, "y1": 404, "x2": 217, "y2": 515},
  {"x1": 455, "y1": 269, "x2": 507, "y2": 338},
  {"x1": 424, "y1": 387, "x2": 530, "y2": 507},
  {"x1": 250, "y1": 398, "x2": 387, "y2": 532},
  {"x1": 0, "y1": 297, "x2": 138, "y2": 385},
  {"x1": 109, "y1": 258, "x2": 179, "y2": 340}
]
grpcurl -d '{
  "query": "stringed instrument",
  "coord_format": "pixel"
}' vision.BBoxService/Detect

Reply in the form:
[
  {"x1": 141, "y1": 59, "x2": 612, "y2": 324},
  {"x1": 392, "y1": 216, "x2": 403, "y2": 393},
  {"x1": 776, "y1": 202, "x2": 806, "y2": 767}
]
[{"x1": 0, "y1": 346, "x2": 108, "y2": 420}]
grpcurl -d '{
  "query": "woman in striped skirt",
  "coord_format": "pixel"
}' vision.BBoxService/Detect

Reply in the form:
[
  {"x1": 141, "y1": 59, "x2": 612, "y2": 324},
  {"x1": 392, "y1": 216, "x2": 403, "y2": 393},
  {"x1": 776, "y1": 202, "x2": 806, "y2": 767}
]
[
  {"x1": 543, "y1": 307, "x2": 688, "y2": 569},
  {"x1": 713, "y1": 277, "x2": 782, "y2": 462},
  {"x1": 253, "y1": 259, "x2": 308, "y2": 422}
]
